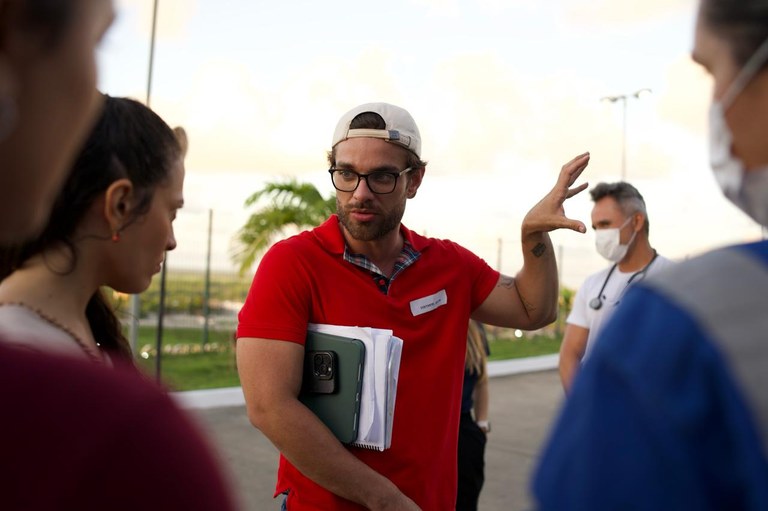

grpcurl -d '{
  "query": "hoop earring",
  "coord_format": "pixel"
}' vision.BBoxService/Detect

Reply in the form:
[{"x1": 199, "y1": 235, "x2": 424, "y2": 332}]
[{"x1": 0, "y1": 95, "x2": 18, "y2": 143}]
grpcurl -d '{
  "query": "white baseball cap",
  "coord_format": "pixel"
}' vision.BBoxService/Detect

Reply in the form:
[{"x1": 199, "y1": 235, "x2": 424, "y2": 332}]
[{"x1": 331, "y1": 102, "x2": 422, "y2": 158}]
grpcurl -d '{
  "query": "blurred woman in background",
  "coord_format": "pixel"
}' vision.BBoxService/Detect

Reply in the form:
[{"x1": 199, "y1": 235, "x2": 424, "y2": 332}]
[{"x1": 457, "y1": 319, "x2": 491, "y2": 511}]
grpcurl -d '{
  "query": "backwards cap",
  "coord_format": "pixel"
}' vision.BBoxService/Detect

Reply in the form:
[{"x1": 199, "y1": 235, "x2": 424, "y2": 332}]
[{"x1": 331, "y1": 102, "x2": 422, "y2": 158}]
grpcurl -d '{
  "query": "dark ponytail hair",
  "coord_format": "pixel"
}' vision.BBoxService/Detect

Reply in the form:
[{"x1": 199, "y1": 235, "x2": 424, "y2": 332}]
[{"x1": 0, "y1": 95, "x2": 181, "y2": 359}]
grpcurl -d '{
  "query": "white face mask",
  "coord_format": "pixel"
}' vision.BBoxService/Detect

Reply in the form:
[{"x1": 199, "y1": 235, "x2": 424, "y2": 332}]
[
  {"x1": 595, "y1": 216, "x2": 636, "y2": 263},
  {"x1": 708, "y1": 36, "x2": 768, "y2": 228}
]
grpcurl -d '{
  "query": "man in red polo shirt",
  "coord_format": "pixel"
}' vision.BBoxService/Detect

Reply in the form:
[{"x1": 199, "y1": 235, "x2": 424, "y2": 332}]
[{"x1": 237, "y1": 102, "x2": 590, "y2": 510}]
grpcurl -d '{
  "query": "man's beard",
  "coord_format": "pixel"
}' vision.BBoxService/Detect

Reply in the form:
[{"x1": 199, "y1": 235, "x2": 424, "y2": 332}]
[{"x1": 337, "y1": 198, "x2": 405, "y2": 242}]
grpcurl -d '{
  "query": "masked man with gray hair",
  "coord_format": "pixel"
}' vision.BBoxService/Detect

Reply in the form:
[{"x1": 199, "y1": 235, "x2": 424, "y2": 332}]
[
  {"x1": 237, "y1": 102, "x2": 590, "y2": 510},
  {"x1": 559, "y1": 182, "x2": 674, "y2": 393}
]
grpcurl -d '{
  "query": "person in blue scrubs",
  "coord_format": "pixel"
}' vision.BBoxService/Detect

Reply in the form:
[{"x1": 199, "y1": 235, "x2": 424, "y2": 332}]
[{"x1": 534, "y1": 1, "x2": 768, "y2": 509}]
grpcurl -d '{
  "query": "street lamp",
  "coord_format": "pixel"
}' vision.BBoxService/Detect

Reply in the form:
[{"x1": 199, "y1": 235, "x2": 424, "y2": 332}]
[
  {"x1": 128, "y1": 0, "x2": 163, "y2": 376},
  {"x1": 601, "y1": 88, "x2": 652, "y2": 181}
]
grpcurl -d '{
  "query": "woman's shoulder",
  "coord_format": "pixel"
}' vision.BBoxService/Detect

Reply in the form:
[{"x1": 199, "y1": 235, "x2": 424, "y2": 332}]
[{"x1": 0, "y1": 304, "x2": 89, "y2": 360}]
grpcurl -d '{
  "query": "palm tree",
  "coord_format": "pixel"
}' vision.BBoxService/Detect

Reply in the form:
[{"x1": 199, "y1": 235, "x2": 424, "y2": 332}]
[
  {"x1": 555, "y1": 287, "x2": 576, "y2": 337},
  {"x1": 232, "y1": 179, "x2": 335, "y2": 274}
]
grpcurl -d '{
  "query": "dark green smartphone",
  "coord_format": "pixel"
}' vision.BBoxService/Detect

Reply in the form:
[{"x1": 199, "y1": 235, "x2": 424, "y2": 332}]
[
  {"x1": 303, "y1": 350, "x2": 338, "y2": 394},
  {"x1": 299, "y1": 331, "x2": 366, "y2": 444}
]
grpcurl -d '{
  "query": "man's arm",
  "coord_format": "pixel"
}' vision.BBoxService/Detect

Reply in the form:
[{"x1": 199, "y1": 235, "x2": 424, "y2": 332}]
[
  {"x1": 474, "y1": 153, "x2": 590, "y2": 330},
  {"x1": 236, "y1": 337, "x2": 420, "y2": 511},
  {"x1": 558, "y1": 324, "x2": 588, "y2": 393}
]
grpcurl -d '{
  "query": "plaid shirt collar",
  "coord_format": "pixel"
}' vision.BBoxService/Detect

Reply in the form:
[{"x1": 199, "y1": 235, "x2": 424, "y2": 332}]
[{"x1": 344, "y1": 240, "x2": 421, "y2": 294}]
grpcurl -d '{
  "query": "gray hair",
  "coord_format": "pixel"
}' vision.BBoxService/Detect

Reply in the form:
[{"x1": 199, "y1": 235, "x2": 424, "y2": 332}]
[{"x1": 590, "y1": 182, "x2": 649, "y2": 235}]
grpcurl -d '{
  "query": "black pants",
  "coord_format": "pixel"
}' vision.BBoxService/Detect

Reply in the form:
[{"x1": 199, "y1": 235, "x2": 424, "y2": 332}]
[{"x1": 457, "y1": 412, "x2": 487, "y2": 511}]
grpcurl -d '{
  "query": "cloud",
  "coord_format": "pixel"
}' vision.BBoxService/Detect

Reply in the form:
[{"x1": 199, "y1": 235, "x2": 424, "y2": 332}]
[
  {"x1": 409, "y1": 0, "x2": 461, "y2": 17},
  {"x1": 410, "y1": 52, "x2": 641, "y2": 182},
  {"x1": 658, "y1": 53, "x2": 711, "y2": 136},
  {"x1": 563, "y1": 0, "x2": 694, "y2": 26},
  {"x1": 110, "y1": 1, "x2": 705, "y2": 187},
  {"x1": 117, "y1": 0, "x2": 198, "y2": 40},
  {"x1": 153, "y1": 48, "x2": 406, "y2": 174},
  {"x1": 150, "y1": 44, "x2": 703, "y2": 194}
]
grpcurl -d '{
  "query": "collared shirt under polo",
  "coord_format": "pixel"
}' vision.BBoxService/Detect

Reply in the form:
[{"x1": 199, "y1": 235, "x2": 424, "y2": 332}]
[{"x1": 344, "y1": 239, "x2": 420, "y2": 295}]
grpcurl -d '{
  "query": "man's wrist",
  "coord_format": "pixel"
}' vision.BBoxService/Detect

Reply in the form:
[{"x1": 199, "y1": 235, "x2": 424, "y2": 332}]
[
  {"x1": 476, "y1": 420, "x2": 490, "y2": 433},
  {"x1": 520, "y1": 223, "x2": 547, "y2": 242},
  {"x1": 523, "y1": 225, "x2": 554, "y2": 257}
]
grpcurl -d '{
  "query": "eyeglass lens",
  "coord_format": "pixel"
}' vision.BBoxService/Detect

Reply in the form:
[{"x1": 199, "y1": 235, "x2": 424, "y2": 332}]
[{"x1": 331, "y1": 169, "x2": 399, "y2": 194}]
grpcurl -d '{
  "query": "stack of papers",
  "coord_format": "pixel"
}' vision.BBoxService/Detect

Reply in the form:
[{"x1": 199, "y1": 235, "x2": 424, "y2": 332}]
[{"x1": 308, "y1": 323, "x2": 403, "y2": 451}]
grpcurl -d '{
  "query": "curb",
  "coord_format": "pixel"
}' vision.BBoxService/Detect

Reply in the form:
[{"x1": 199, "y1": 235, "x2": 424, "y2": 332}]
[{"x1": 172, "y1": 354, "x2": 559, "y2": 410}]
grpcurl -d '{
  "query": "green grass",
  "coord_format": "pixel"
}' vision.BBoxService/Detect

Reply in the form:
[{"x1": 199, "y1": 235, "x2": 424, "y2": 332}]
[
  {"x1": 132, "y1": 326, "x2": 239, "y2": 391},
  {"x1": 137, "y1": 351, "x2": 240, "y2": 391},
  {"x1": 137, "y1": 328, "x2": 563, "y2": 391},
  {"x1": 134, "y1": 325, "x2": 235, "y2": 347},
  {"x1": 488, "y1": 333, "x2": 562, "y2": 361}
]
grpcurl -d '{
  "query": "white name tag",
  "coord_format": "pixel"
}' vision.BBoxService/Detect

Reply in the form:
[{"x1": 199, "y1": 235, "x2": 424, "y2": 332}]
[{"x1": 410, "y1": 289, "x2": 448, "y2": 316}]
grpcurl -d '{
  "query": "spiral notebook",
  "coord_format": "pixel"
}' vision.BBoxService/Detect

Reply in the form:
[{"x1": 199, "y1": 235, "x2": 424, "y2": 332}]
[{"x1": 307, "y1": 323, "x2": 403, "y2": 451}]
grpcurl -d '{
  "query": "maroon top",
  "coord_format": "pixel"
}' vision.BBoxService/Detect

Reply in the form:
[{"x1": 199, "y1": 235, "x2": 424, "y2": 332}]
[{"x1": 0, "y1": 342, "x2": 237, "y2": 510}]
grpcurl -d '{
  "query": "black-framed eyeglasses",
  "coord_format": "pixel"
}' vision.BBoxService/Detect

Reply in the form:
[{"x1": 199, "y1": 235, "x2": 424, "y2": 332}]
[{"x1": 328, "y1": 167, "x2": 413, "y2": 194}]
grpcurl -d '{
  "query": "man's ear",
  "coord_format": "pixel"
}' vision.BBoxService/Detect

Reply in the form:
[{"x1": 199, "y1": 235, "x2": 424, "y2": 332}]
[
  {"x1": 103, "y1": 179, "x2": 134, "y2": 232},
  {"x1": 633, "y1": 212, "x2": 646, "y2": 232},
  {"x1": 406, "y1": 167, "x2": 426, "y2": 199}
]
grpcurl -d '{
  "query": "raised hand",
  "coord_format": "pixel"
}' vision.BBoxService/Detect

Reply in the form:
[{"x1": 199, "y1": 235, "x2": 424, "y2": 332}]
[{"x1": 521, "y1": 152, "x2": 590, "y2": 239}]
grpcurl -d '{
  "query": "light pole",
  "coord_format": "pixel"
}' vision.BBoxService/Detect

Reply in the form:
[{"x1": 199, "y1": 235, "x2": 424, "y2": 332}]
[
  {"x1": 601, "y1": 88, "x2": 652, "y2": 181},
  {"x1": 128, "y1": 0, "x2": 161, "y2": 371}
]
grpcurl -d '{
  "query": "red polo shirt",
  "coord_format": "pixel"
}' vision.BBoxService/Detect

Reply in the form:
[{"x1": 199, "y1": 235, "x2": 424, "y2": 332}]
[{"x1": 238, "y1": 216, "x2": 499, "y2": 510}]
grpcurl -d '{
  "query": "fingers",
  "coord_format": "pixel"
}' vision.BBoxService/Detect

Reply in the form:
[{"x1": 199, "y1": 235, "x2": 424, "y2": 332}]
[
  {"x1": 528, "y1": 213, "x2": 588, "y2": 234},
  {"x1": 571, "y1": 220, "x2": 587, "y2": 234},
  {"x1": 560, "y1": 218, "x2": 587, "y2": 234},
  {"x1": 562, "y1": 151, "x2": 590, "y2": 169},
  {"x1": 558, "y1": 152, "x2": 590, "y2": 187},
  {"x1": 566, "y1": 152, "x2": 590, "y2": 179},
  {"x1": 565, "y1": 182, "x2": 588, "y2": 199},
  {"x1": 525, "y1": 152, "x2": 590, "y2": 236}
]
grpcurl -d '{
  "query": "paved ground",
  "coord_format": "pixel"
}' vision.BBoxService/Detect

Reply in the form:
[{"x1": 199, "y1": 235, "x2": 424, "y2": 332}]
[{"x1": 191, "y1": 369, "x2": 564, "y2": 511}]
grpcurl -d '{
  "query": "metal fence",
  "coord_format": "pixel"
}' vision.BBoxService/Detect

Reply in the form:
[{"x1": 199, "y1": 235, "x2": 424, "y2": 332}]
[{"x1": 120, "y1": 207, "x2": 665, "y2": 385}]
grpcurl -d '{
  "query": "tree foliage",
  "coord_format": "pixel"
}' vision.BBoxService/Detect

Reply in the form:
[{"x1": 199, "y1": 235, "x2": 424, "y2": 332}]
[{"x1": 232, "y1": 179, "x2": 335, "y2": 273}]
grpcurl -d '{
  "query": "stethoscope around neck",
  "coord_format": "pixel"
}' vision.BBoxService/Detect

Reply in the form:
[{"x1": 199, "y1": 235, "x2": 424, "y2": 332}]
[{"x1": 589, "y1": 250, "x2": 659, "y2": 310}]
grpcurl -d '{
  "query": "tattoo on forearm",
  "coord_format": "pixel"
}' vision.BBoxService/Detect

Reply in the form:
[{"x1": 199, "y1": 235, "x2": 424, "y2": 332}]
[
  {"x1": 532, "y1": 242, "x2": 546, "y2": 258},
  {"x1": 498, "y1": 277, "x2": 537, "y2": 313}
]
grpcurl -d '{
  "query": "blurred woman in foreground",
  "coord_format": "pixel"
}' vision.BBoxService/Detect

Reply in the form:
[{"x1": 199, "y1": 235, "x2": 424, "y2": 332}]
[{"x1": 0, "y1": 3, "x2": 236, "y2": 508}]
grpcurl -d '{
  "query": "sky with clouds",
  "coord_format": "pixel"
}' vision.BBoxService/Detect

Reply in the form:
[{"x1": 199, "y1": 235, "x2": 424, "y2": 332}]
[{"x1": 96, "y1": 0, "x2": 764, "y2": 287}]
